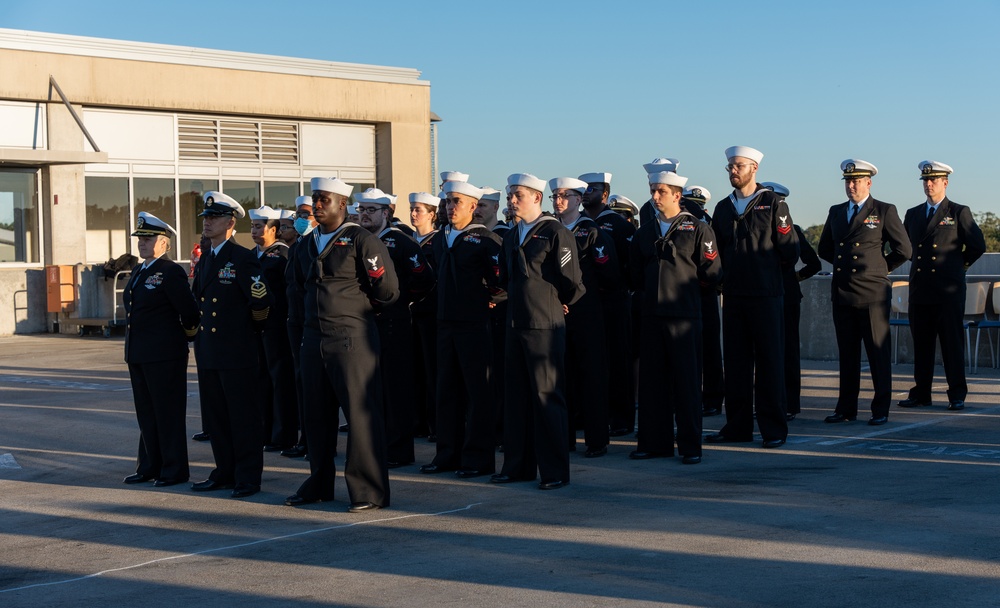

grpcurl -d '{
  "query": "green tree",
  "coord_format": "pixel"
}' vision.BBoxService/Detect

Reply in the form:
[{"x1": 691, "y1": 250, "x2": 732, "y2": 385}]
[
  {"x1": 802, "y1": 224, "x2": 824, "y2": 251},
  {"x1": 975, "y1": 212, "x2": 1000, "y2": 252}
]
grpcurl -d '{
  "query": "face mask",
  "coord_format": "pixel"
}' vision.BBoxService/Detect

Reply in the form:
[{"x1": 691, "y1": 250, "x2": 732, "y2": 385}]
[{"x1": 294, "y1": 218, "x2": 315, "y2": 236}]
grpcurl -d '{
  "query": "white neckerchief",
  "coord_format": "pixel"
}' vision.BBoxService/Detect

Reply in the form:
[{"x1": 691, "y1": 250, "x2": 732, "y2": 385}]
[
  {"x1": 314, "y1": 222, "x2": 357, "y2": 253},
  {"x1": 415, "y1": 229, "x2": 437, "y2": 245}
]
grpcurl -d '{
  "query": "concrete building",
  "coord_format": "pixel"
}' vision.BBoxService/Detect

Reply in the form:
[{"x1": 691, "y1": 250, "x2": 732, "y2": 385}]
[{"x1": 0, "y1": 28, "x2": 433, "y2": 335}]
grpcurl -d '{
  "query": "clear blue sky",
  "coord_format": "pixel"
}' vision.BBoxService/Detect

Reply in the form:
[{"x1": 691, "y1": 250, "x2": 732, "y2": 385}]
[{"x1": 6, "y1": 0, "x2": 998, "y2": 228}]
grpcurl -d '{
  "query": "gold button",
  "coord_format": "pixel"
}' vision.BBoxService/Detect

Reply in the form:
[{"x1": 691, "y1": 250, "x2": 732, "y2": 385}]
[
  {"x1": 853, "y1": 256, "x2": 858, "y2": 260},
  {"x1": 838, "y1": 255, "x2": 842, "y2": 259},
  {"x1": 933, "y1": 244, "x2": 938, "y2": 248},
  {"x1": 201, "y1": 297, "x2": 205, "y2": 301},
  {"x1": 917, "y1": 268, "x2": 922, "y2": 272},
  {"x1": 213, "y1": 298, "x2": 218, "y2": 303},
  {"x1": 200, "y1": 325, "x2": 204, "y2": 330},
  {"x1": 917, "y1": 256, "x2": 922, "y2": 260},
  {"x1": 835, "y1": 268, "x2": 841, "y2": 272},
  {"x1": 852, "y1": 269, "x2": 857, "y2": 273},
  {"x1": 918, "y1": 244, "x2": 923, "y2": 248},
  {"x1": 931, "y1": 269, "x2": 936, "y2": 273},
  {"x1": 839, "y1": 242, "x2": 844, "y2": 246},
  {"x1": 212, "y1": 327, "x2": 217, "y2": 332},
  {"x1": 932, "y1": 256, "x2": 937, "y2": 260},
  {"x1": 855, "y1": 243, "x2": 860, "y2": 246},
  {"x1": 212, "y1": 312, "x2": 217, "y2": 317},
  {"x1": 200, "y1": 311, "x2": 204, "y2": 316}
]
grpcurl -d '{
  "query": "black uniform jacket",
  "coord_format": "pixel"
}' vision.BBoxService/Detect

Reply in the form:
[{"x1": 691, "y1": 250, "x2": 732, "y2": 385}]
[
  {"x1": 818, "y1": 196, "x2": 911, "y2": 306},
  {"x1": 711, "y1": 186, "x2": 800, "y2": 297},
  {"x1": 192, "y1": 239, "x2": 271, "y2": 369},
  {"x1": 378, "y1": 226, "x2": 435, "y2": 316},
  {"x1": 784, "y1": 224, "x2": 822, "y2": 300},
  {"x1": 591, "y1": 207, "x2": 636, "y2": 283},
  {"x1": 123, "y1": 256, "x2": 199, "y2": 364},
  {"x1": 629, "y1": 212, "x2": 722, "y2": 318},
  {"x1": 285, "y1": 238, "x2": 308, "y2": 339},
  {"x1": 499, "y1": 216, "x2": 585, "y2": 329},
  {"x1": 903, "y1": 197, "x2": 986, "y2": 299},
  {"x1": 432, "y1": 224, "x2": 505, "y2": 324},
  {"x1": 565, "y1": 216, "x2": 620, "y2": 318},
  {"x1": 258, "y1": 242, "x2": 290, "y2": 332},
  {"x1": 293, "y1": 222, "x2": 399, "y2": 336},
  {"x1": 410, "y1": 230, "x2": 439, "y2": 317}
]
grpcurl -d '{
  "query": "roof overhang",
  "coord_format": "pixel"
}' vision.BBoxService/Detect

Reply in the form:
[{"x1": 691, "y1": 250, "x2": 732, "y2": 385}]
[{"x1": 0, "y1": 148, "x2": 108, "y2": 166}]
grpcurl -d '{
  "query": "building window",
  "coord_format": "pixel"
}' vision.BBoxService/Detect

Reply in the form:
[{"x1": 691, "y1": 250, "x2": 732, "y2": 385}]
[
  {"x1": 0, "y1": 169, "x2": 40, "y2": 264},
  {"x1": 264, "y1": 181, "x2": 299, "y2": 210},
  {"x1": 179, "y1": 179, "x2": 217, "y2": 261},
  {"x1": 85, "y1": 176, "x2": 129, "y2": 263},
  {"x1": 222, "y1": 180, "x2": 259, "y2": 249},
  {"x1": 134, "y1": 177, "x2": 176, "y2": 257}
]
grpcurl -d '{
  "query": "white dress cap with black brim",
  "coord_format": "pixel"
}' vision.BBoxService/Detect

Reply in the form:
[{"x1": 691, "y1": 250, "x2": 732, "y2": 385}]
[
  {"x1": 648, "y1": 171, "x2": 689, "y2": 188},
  {"x1": 840, "y1": 159, "x2": 878, "y2": 179},
  {"x1": 760, "y1": 182, "x2": 790, "y2": 197},
  {"x1": 132, "y1": 211, "x2": 178, "y2": 237},
  {"x1": 199, "y1": 191, "x2": 246, "y2": 218},
  {"x1": 279, "y1": 209, "x2": 296, "y2": 220},
  {"x1": 918, "y1": 160, "x2": 953, "y2": 180},
  {"x1": 409, "y1": 192, "x2": 441, "y2": 206},
  {"x1": 643, "y1": 157, "x2": 680, "y2": 174},
  {"x1": 578, "y1": 172, "x2": 613, "y2": 186},
  {"x1": 440, "y1": 171, "x2": 470, "y2": 183},
  {"x1": 480, "y1": 187, "x2": 502, "y2": 202},
  {"x1": 682, "y1": 186, "x2": 712, "y2": 204},
  {"x1": 507, "y1": 173, "x2": 547, "y2": 193},
  {"x1": 724, "y1": 146, "x2": 764, "y2": 164},
  {"x1": 547, "y1": 177, "x2": 589, "y2": 194},
  {"x1": 295, "y1": 195, "x2": 313, "y2": 209},
  {"x1": 310, "y1": 177, "x2": 354, "y2": 198},
  {"x1": 442, "y1": 181, "x2": 486, "y2": 200},
  {"x1": 608, "y1": 194, "x2": 639, "y2": 214}
]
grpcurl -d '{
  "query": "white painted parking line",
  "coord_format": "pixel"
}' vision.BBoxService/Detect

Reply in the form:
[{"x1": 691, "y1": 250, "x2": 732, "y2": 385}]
[{"x1": 817, "y1": 405, "x2": 1000, "y2": 445}]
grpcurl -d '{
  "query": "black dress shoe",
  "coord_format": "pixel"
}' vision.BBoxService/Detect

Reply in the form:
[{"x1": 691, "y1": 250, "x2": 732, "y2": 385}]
[
  {"x1": 584, "y1": 446, "x2": 607, "y2": 458},
  {"x1": 681, "y1": 455, "x2": 702, "y2": 465},
  {"x1": 339, "y1": 423, "x2": 350, "y2": 432},
  {"x1": 609, "y1": 427, "x2": 633, "y2": 437},
  {"x1": 947, "y1": 401, "x2": 965, "y2": 411},
  {"x1": 191, "y1": 479, "x2": 235, "y2": 492},
  {"x1": 418, "y1": 463, "x2": 455, "y2": 474},
  {"x1": 702, "y1": 407, "x2": 721, "y2": 417},
  {"x1": 263, "y1": 444, "x2": 291, "y2": 453},
  {"x1": 868, "y1": 416, "x2": 888, "y2": 426},
  {"x1": 490, "y1": 473, "x2": 533, "y2": 484},
  {"x1": 762, "y1": 439, "x2": 785, "y2": 449},
  {"x1": 284, "y1": 493, "x2": 323, "y2": 506},
  {"x1": 427, "y1": 434, "x2": 437, "y2": 443},
  {"x1": 539, "y1": 480, "x2": 567, "y2": 490},
  {"x1": 785, "y1": 413, "x2": 797, "y2": 421},
  {"x1": 191, "y1": 431, "x2": 210, "y2": 442},
  {"x1": 628, "y1": 450, "x2": 666, "y2": 460},
  {"x1": 153, "y1": 477, "x2": 187, "y2": 487},
  {"x1": 705, "y1": 432, "x2": 753, "y2": 443},
  {"x1": 387, "y1": 461, "x2": 413, "y2": 469},
  {"x1": 455, "y1": 469, "x2": 489, "y2": 478},
  {"x1": 824, "y1": 413, "x2": 857, "y2": 423},
  {"x1": 231, "y1": 483, "x2": 260, "y2": 499},
  {"x1": 280, "y1": 445, "x2": 308, "y2": 458},
  {"x1": 348, "y1": 501, "x2": 381, "y2": 513},
  {"x1": 898, "y1": 398, "x2": 932, "y2": 408},
  {"x1": 123, "y1": 473, "x2": 153, "y2": 485}
]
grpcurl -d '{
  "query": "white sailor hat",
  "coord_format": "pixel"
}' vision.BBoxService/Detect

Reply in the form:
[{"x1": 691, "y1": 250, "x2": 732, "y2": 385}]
[
  {"x1": 295, "y1": 195, "x2": 313, "y2": 209},
  {"x1": 725, "y1": 146, "x2": 764, "y2": 164},
  {"x1": 199, "y1": 191, "x2": 246, "y2": 218},
  {"x1": 608, "y1": 194, "x2": 638, "y2": 215},
  {"x1": 840, "y1": 159, "x2": 878, "y2": 179},
  {"x1": 547, "y1": 177, "x2": 588, "y2": 193},
  {"x1": 480, "y1": 187, "x2": 502, "y2": 202},
  {"x1": 918, "y1": 160, "x2": 953, "y2": 180},
  {"x1": 642, "y1": 157, "x2": 680, "y2": 174},
  {"x1": 507, "y1": 173, "x2": 547, "y2": 193},
  {"x1": 279, "y1": 209, "x2": 297, "y2": 220},
  {"x1": 132, "y1": 211, "x2": 178, "y2": 237},
  {"x1": 248, "y1": 205, "x2": 283, "y2": 221},
  {"x1": 682, "y1": 185, "x2": 712, "y2": 204},
  {"x1": 440, "y1": 171, "x2": 469, "y2": 183},
  {"x1": 409, "y1": 192, "x2": 440, "y2": 206},
  {"x1": 353, "y1": 187, "x2": 395, "y2": 206},
  {"x1": 310, "y1": 177, "x2": 354, "y2": 198},
  {"x1": 578, "y1": 172, "x2": 613, "y2": 185},
  {"x1": 442, "y1": 181, "x2": 486, "y2": 200},
  {"x1": 760, "y1": 182, "x2": 790, "y2": 197},
  {"x1": 648, "y1": 171, "x2": 689, "y2": 188}
]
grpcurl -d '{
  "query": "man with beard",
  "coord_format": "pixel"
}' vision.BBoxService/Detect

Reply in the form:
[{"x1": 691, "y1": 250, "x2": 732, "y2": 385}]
[
  {"x1": 579, "y1": 171, "x2": 636, "y2": 437},
  {"x1": 280, "y1": 195, "x2": 316, "y2": 459},
  {"x1": 191, "y1": 191, "x2": 271, "y2": 498},
  {"x1": 899, "y1": 161, "x2": 986, "y2": 411},
  {"x1": 355, "y1": 187, "x2": 434, "y2": 468},
  {"x1": 550, "y1": 176, "x2": 618, "y2": 458},
  {"x1": 706, "y1": 147, "x2": 799, "y2": 449},
  {"x1": 817, "y1": 161, "x2": 910, "y2": 426},
  {"x1": 285, "y1": 177, "x2": 397, "y2": 513},
  {"x1": 493, "y1": 173, "x2": 584, "y2": 490},
  {"x1": 629, "y1": 171, "x2": 721, "y2": 463},
  {"x1": 419, "y1": 181, "x2": 504, "y2": 478}
]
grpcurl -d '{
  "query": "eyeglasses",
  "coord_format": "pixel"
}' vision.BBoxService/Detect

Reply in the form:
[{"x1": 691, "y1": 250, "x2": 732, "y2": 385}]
[
  {"x1": 296, "y1": 211, "x2": 314, "y2": 219},
  {"x1": 277, "y1": 224, "x2": 295, "y2": 231},
  {"x1": 549, "y1": 192, "x2": 580, "y2": 201},
  {"x1": 725, "y1": 162, "x2": 755, "y2": 172},
  {"x1": 357, "y1": 206, "x2": 384, "y2": 215}
]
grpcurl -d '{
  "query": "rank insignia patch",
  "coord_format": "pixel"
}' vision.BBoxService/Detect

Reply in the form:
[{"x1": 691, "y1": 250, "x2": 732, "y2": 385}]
[
  {"x1": 704, "y1": 241, "x2": 718, "y2": 261},
  {"x1": 594, "y1": 245, "x2": 610, "y2": 264},
  {"x1": 777, "y1": 215, "x2": 792, "y2": 235},
  {"x1": 218, "y1": 263, "x2": 236, "y2": 280},
  {"x1": 367, "y1": 255, "x2": 385, "y2": 279},
  {"x1": 250, "y1": 275, "x2": 268, "y2": 299}
]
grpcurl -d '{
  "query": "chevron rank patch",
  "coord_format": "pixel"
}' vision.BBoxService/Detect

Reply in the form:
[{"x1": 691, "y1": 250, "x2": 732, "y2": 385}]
[{"x1": 250, "y1": 275, "x2": 268, "y2": 299}]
